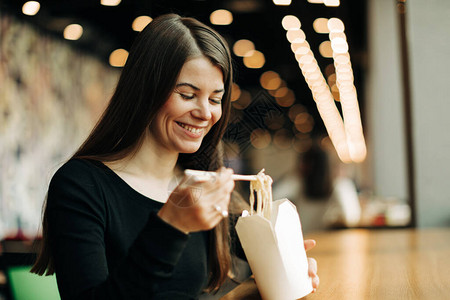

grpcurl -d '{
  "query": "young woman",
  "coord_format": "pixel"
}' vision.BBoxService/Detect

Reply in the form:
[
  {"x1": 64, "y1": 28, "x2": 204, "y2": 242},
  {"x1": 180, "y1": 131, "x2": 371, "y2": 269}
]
[{"x1": 32, "y1": 14, "x2": 319, "y2": 299}]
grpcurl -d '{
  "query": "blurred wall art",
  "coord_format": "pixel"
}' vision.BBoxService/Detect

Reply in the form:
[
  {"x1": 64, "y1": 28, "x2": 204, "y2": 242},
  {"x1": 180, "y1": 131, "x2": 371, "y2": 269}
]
[{"x1": 0, "y1": 12, "x2": 119, "y2": 238}]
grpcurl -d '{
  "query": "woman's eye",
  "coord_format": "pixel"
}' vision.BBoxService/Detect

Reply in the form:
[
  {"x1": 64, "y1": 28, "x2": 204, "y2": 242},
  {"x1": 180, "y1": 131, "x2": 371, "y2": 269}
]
[
  {"x1": 180, "y1": 93, "x2": 194, "y2": 100},
  {"x1": 210, "y1": 99, "x2": 222, "y2": 105}
]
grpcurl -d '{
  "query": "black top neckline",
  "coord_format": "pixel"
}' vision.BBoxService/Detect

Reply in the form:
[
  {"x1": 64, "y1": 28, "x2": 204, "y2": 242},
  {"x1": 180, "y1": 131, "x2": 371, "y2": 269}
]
[{"x1": 83, "y1": 158, "x2": 165, "y2": 209}]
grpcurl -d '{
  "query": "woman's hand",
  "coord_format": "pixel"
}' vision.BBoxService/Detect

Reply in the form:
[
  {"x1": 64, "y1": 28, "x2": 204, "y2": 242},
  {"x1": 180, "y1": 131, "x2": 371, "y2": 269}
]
[
  {"x1": 304, "y1": 239, "x2": 319, "y2": 292},
  {"x1": 158, "y1": 167, "x2": 234, "y2": 234}
]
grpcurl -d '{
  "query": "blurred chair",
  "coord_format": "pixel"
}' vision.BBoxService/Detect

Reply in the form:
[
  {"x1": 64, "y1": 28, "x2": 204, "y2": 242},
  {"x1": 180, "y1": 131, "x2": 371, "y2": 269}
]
[{"x1": 6, "y1": 265, "x2": 60, "y2": 300}]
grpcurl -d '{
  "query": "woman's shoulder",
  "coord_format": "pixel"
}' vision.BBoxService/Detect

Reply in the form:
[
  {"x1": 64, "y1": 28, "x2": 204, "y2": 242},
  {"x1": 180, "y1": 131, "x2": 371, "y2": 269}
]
[
  {"x1": 50, "y1": 158, "x2": 107, "y2": 189},
  {"x1": 54, "y1": 158, "x2": 103, "y2": 177},
  {"x1": 48, "y1": 159, "x2": 110, "y2": 211}
]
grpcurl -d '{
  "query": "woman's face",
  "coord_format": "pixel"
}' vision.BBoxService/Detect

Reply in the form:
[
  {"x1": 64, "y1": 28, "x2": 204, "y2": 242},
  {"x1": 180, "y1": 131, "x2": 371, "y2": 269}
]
[{"x1": 149, "y1": 56, "x2": 224, "y2": 154}]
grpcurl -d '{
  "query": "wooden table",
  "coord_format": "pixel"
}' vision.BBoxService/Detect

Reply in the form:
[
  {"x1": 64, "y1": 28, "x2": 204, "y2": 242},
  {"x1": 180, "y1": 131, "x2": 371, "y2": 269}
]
[{"x1": 221, "y1": 228, "x2": 450, "y2": 300}]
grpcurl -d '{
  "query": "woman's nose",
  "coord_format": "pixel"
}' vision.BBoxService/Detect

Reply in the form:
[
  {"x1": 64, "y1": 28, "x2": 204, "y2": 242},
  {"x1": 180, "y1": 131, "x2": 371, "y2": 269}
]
[{"x1": 192, "y1": 98, "x2": 212, "y2": 120}]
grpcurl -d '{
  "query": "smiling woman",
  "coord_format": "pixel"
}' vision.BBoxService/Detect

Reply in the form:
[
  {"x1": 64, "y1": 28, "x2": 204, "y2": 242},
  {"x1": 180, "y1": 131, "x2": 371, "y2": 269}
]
[
  {"x1": 29, "y1": 12, "x2": 319, "y2": 300},
  {"x1": 151, "y1": 57, "x2": 224, "y2": 155},
  {"x1": 29, "y1": 13, "x2": 237, "y2": 299}
]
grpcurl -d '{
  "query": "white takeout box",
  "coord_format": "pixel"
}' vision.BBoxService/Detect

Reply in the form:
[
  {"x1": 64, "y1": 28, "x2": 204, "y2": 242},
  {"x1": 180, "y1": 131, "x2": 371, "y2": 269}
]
[{"x1": 235, "y1": 198, "x2": 313, "y2": 300}]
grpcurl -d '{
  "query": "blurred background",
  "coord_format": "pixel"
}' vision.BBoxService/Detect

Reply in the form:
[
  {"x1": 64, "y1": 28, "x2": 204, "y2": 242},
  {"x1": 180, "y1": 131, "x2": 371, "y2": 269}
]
[{"x1": 0, "y1": 0, "x2": 449, "y2": 249}]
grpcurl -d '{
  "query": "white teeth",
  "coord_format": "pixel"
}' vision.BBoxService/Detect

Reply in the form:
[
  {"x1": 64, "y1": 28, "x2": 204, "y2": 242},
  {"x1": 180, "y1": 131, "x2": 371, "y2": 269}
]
[{"x1": 179, "y1": 123, "x2": 203, "y2": 134}]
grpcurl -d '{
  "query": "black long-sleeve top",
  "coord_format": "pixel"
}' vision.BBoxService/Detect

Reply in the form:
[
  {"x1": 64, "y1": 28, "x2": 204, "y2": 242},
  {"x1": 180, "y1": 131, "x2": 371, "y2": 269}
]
[{"x1": 47, "y1": 159, "x2": 211, "y2": 299}]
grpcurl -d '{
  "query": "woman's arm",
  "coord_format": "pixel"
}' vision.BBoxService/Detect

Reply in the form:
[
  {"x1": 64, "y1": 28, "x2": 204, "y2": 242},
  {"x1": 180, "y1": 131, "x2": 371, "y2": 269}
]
[{"x1": 47, "y1": 161, "x2": 189, "y2": 299}]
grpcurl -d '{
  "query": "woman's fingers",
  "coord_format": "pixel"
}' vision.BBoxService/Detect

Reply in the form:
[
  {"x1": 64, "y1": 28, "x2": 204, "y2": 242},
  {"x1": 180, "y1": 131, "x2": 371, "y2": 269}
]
[
  {"x1": 308, "y1": 257, "x2": 317, "y2": 276},
  {"x1": 312, "y1": 275, "x2": 320, "y2": 291},
  {"x1": 304, "y1": 240, "x2": 319, "y2": 292},
  {"x1": 165, "y1": 167, "x2": 234, "y2": 231},
  {"x1": 308, "y1": 257, "x2": 319, "y2": 291},
  {"x1": 304, "y1": 239, "x2": 316, "y2": 251},
  {"x1": 208, "y1": 168, "x2": 234, "y2": 219}
]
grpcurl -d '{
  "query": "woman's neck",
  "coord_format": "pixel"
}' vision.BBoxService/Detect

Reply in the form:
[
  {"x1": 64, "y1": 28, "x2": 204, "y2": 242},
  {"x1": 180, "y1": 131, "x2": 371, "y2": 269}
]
[
  {"x1": 103, "y1": 137, "x2": 181, "y2": 203},
  {"x1": 104, "y1": 128, "x2": 181, "y2": 178},
  {"x1": 125, "y1": 139, "x2": 179, "y2": 180}
]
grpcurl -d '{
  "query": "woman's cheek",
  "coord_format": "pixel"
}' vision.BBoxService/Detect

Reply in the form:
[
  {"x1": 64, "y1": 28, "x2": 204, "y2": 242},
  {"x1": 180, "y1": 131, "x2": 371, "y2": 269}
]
[{"x1": 213, "y1": 107, "x2": 222, "y2": 125}]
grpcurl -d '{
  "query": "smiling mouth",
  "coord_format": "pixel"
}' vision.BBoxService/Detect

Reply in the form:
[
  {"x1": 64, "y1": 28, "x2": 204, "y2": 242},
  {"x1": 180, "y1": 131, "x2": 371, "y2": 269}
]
[{"x1": 176, "y1": 122, "x2": 204, "y2": 134}]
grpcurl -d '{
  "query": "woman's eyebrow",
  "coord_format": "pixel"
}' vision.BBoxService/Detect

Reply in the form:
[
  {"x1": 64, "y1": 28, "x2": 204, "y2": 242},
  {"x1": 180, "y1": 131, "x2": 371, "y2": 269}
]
[
  {"x1": 176, "y1": 82, "x2": 224, "y2": 93},
  {"x1": 176, "y1": 82, "x2": 200, "y2": 91}
]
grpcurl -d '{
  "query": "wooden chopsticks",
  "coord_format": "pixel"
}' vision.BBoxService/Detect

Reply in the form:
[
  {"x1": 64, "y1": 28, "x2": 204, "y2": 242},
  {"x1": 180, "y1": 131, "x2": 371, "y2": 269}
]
[{"x1": 184, "y1": 169, "x2": 257, "y2": 181}]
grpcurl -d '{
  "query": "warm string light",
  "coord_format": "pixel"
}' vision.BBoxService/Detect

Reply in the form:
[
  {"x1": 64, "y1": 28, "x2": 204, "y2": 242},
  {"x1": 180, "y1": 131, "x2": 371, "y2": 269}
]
[
  {"x1": 324, "y1": 0, "x2": 340, "y2": 7},
  {"x1": 307, "y1": 0, "x2": 340, "y2": 7},
  {"x1": 328, "y1": 18, "x2": 367, "y2": 162},
  {"x1": 282, "y1": 15, "x2": 366, "y2": 163},
  {"x1": 282, "y1": 15, "x2": 301, "y2": 30}
]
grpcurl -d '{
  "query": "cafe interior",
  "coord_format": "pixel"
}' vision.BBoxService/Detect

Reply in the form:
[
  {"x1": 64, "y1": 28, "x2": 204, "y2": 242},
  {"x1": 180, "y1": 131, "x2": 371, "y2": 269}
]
[{"x1": 0, "y1": 0, "x2": 449, "y2": 299}]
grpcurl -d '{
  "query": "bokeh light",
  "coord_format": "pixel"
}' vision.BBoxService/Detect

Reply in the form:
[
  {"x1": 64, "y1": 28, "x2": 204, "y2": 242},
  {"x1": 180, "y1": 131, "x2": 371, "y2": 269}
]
[
  {"x1": 63, "y1": 24, "x2": 83, "y2": 40},
  {"x1": 273, "y1": 0, "x2": 292, "y2": 5},
  {"x1": 109, "y1": 48, "x2": 129, "y2": 67},
  {"x1": 273, "y1": 129, "x2": 292, "y2": 150},
  {"x1": 286, "y1": 29, "x2": 306, "y2": 43},
  {"x1": 313, "y1": 18, "x2": 329, "y2": 34},
  {"x1": 260, "y1": 71, "x2": 281, "y2": 90},
  {"x1": 243, "y1": 50, "x2": 265, "y2": 69},
  {"x1": 328, "y1": 18, "x2": 345, "y2": 32},
  {"x1": 210, "y1": 9, "x2": 233, "y2": 25},
  {"x1": 101, "y1": 0, "x2": 121, "y2": 6},
  {"x1": 232, "y1": 90, "x2": 252, "y2": 109},
  {"x1": 250, "y1": 129, "x2": 272, "y2": 149},
  {"x1": 22, "y1": 1, "x2": 40, "y2": 16},
  {"x1": 233, "y1": 39, "x2": 255, "y2": 57},
  {"x1": 324, "y1": 0, "x2": 340, "y2": 7},
  {"x1": 132, "y1": 16, "x2": 152, "y2": 31},
  {"x1": 319, "y1": 41, "x2": 333, "y2": 58},
  {"x1": 282, "y1": 15, "x2": 301, "y2": 30},
  {"x1": 231, "y1": 83, "x2": 241, "y2": 102}
]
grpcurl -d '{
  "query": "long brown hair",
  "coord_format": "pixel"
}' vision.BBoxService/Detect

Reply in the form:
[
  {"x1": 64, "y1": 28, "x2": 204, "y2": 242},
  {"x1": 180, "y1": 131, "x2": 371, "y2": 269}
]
[{"x1": 31, "y1": 13, "x2": 233, "y2": 293}]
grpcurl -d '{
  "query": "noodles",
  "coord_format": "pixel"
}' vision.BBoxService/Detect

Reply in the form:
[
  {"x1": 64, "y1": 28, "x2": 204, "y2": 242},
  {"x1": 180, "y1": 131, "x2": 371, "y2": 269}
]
[{"x1": 249, "y1": 169, "x2": 273, "y2": 219}]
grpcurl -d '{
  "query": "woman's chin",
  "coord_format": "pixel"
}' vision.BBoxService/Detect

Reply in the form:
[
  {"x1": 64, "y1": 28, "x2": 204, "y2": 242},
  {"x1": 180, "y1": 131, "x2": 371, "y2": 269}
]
[{"x1": 178, "y1": 145, "x2": 202, "y2": 154}]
